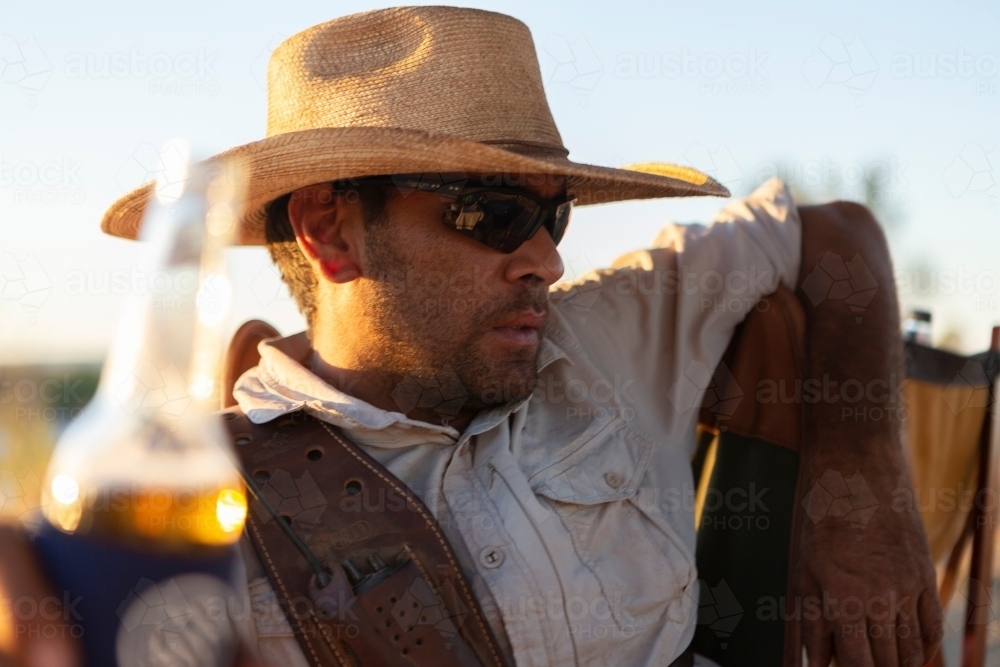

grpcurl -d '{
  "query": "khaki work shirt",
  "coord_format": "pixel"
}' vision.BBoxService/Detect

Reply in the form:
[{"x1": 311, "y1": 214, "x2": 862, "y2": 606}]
[{"x1": 233, "y1": 178, "x2": 801, "y2": 667}]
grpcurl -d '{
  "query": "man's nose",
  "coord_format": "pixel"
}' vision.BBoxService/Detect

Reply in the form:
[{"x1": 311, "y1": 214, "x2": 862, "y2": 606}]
[{"x1": 504, "y1": 227, "x2": 565, "y2": 286}]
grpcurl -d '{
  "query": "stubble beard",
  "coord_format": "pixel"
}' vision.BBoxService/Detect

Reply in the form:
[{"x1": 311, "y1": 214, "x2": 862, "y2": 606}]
[{"x1": 362, "y1": 233, "x2": 547, "y2": 415}]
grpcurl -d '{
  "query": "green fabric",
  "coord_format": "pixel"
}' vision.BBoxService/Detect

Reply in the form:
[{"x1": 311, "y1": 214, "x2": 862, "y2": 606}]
[{"x1": 691, "y1": 433, "x2": 799, "y2": 666}]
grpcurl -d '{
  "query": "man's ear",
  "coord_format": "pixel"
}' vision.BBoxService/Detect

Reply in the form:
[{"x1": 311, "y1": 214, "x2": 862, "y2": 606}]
[{"x1": 287, "y1": 183, "x2": 362, "y2": 283}]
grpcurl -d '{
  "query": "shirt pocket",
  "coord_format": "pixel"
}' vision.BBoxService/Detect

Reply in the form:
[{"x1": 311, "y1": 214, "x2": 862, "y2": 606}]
[{"x1": 528, "y1": 418, "x2": 693, "y2": 629}]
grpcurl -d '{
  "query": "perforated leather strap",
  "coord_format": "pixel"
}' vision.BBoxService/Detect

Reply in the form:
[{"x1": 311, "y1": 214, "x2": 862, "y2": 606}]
[{"x1": 220, "y1": 407, "x2": 508, "y2": 667}]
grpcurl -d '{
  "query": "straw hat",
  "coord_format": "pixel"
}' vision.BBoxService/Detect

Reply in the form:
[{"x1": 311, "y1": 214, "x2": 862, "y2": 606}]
[{"x1": 101, "y1": 6, "x2": 729, "y2": 245}]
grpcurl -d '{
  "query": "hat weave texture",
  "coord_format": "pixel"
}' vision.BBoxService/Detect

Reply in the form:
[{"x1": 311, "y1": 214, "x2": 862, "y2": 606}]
[{"x1": 102, "y1": 6, "x2": 728, "y2": 245}]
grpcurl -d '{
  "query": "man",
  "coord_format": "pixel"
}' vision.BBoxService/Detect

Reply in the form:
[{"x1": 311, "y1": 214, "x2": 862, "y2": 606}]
[{"x1": 1, "y1": 6, "x2": 940, "y2": 667}]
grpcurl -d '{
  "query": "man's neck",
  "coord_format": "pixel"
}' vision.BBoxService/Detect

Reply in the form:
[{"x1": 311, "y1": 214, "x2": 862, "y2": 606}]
[{"x1": 308, "y1": 346, "x2": 478, "y2": 433}]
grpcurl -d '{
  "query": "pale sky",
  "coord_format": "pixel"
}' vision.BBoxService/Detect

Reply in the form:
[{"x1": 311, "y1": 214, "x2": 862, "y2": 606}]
[{"x1": 1, "y1": 0, "x2": 998, "y2": 363}]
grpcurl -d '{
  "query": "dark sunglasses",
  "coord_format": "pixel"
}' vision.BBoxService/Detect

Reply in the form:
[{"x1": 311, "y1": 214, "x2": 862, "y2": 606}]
[{"x1": 340, "y1": 175, "x2": 575, "y2": 254}]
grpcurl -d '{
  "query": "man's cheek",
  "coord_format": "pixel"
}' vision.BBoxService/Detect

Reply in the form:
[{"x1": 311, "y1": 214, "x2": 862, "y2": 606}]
[{"x1": 380, "y1": 268, "x2": 407, "y2": 295}]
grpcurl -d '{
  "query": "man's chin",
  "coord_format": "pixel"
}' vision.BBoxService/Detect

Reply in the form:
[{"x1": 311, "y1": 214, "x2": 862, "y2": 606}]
[{"x1": 462, "y1": 359, "x2": 538, "y2": 409}]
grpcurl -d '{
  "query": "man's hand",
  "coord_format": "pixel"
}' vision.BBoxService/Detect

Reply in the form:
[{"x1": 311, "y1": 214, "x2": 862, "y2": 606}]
[
  {"x1": 0, "y1": 522, "x2": 81, "y2": 667},
  {"x1": 797, "y1": 467, "x2": 942, "y2": 666},
  {"x1": 794, "y1": 202, "x2": 943, "y2": 666}
]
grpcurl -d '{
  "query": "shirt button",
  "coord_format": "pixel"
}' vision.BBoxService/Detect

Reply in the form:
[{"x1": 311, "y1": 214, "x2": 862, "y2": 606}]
[
  {"x1": 605, "y1": 472, "x2": 623, "y2": 489},
  {"x1": 479, "y1": 547, "x2": 504, "y2": 569}
]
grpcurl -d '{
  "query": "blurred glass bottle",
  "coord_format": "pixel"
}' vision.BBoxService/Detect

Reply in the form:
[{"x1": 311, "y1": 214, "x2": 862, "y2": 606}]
[
  {"x1": 903, "y1": 308, "x2": 933, "y2": 346},
  {"x1": 34, "y1": 140, "x2": 248, "y2": 667}
]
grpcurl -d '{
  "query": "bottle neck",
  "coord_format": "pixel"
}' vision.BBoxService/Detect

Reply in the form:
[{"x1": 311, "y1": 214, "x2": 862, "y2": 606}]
[{"x1": 97, "y1": 169, "x2": 235, "y2": 418}]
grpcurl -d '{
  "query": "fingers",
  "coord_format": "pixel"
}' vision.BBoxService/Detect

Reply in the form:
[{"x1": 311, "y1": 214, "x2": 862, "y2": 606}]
[
  {"x1": 832, "y1": 619, "x2": 876, "y2": 667},
  {"x1": 892, "y1": 588, "x2": 927, "y2": 667},
  {"x1": 895, "y1": 611, "x2": 925, "y2": 667},
  {"x1": 916, "y1": 588, "x2": 943, "y2": 664},
  {"x1": 818, "y1": 588, "x2": 937, "y2": 667},
  {"x1": 868, "y1": 618, "x2": 899, "y2": 667},
  {"x1": 0, "y1": 523, "x2": 81, "y2": 667},
  {"x1": 799, "y1": 574, "x2": 834, "y2": 667},
  {"x1": 803, "y1": 618, "x2": 834, "y2": 667}
]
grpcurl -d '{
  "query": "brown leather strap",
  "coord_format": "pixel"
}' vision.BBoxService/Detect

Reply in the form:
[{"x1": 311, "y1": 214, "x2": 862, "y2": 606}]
[{"x1": 220, "y1": 407, "x2": 508, "y2": 667}]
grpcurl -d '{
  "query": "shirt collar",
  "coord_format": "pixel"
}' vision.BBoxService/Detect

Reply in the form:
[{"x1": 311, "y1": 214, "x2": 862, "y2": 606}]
[{"x1": 233, "y1": 331, "x2": 569, "y2": 446}]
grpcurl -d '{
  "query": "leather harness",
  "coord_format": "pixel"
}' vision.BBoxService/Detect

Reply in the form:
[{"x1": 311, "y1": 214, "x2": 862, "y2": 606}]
[{"x1": 221, "y1": 406, "x2": 694, "y2": 667}]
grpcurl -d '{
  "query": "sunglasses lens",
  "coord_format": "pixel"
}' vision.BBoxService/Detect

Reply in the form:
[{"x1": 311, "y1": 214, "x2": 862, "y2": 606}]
[
  {"x1": 443, "y1": 191, "x2": 571, "y2": 253},
  {"x1": 445, "y1": 192, "x2": 540, "y2": 252},
  {"x1": 548, "y1": 200, "x2": 573, "y2": 245}
]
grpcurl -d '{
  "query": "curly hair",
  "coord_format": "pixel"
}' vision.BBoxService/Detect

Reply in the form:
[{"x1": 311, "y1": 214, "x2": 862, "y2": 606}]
[{"x1": 264, "y1": 183, "x2": 392, "y2": 331}]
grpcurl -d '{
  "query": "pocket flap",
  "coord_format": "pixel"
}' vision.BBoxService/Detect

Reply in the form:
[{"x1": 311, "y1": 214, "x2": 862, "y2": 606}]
[{"x1": 529, "y1": 419, "x2": 654, "y2": 505}]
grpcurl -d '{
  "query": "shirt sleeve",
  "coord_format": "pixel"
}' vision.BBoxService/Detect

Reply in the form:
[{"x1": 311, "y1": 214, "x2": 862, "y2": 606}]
[{"x1": 550, "y1": 177, "x2": 801, "y2": 442}]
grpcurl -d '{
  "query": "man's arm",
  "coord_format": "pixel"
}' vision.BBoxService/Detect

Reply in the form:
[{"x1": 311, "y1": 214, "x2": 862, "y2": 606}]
[{"x1": 793, "y1": 202, "x2": 943, "y2": 667}]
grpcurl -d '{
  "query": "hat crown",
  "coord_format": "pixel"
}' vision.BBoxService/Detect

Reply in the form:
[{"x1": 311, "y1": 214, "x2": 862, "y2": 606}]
[{"x1": 266, "y1": 6, "x2": 567, "y2": 157}]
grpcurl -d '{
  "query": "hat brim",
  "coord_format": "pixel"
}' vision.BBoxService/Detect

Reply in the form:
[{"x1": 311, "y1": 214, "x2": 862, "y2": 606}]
[{"x1": 101, "y1": 127, "x2": 730, "y2": 245}]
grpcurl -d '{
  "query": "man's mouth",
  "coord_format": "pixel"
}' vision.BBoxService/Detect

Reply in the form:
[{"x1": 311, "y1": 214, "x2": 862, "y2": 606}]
[{"x1": 490, "y1": 311, "x2": 546, "y2": 347}]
